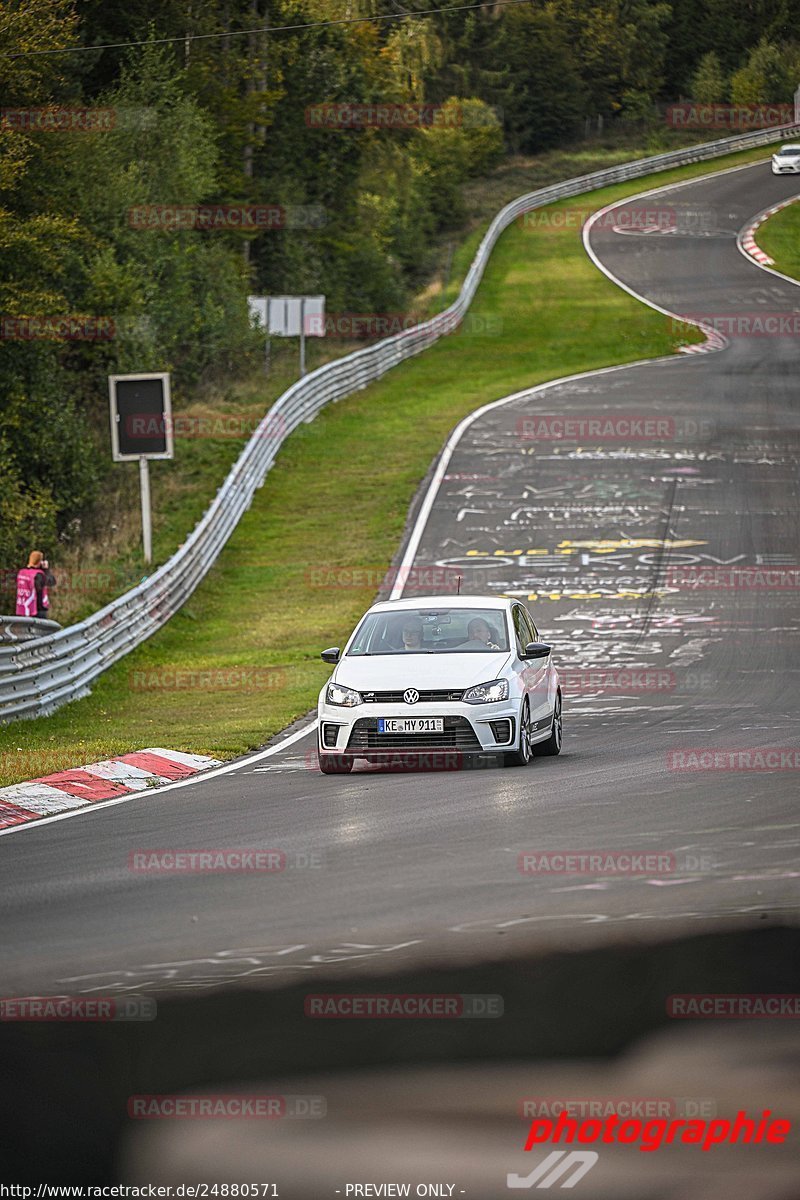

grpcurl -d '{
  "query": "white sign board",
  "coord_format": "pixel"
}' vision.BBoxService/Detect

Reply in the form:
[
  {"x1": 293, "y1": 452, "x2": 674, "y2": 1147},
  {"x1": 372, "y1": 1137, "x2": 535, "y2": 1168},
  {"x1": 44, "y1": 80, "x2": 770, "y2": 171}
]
[{"x1": 256, "y1": 295, "x2": 326, "y2": 337}]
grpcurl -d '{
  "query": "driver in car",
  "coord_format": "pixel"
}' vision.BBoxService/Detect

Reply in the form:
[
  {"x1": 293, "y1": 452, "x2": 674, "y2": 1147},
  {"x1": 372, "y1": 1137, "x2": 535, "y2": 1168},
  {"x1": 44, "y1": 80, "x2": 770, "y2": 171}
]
[
  {"x1": 401, "y1": 619, "x2": 424, "y2": 650},
  {"x1": 460, "y1": 617, "x2": 501, "y2": 650}
]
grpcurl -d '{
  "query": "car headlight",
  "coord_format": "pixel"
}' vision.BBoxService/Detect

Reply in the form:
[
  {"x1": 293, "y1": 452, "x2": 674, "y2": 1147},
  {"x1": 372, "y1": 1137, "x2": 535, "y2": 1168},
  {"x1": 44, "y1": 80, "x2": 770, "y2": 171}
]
[
  {"x1": 462, "y1": 678, "x2": 509, "y2": 704},
  {"x1": 326, "y1": 682, "x2": 362, "y2": 707}
]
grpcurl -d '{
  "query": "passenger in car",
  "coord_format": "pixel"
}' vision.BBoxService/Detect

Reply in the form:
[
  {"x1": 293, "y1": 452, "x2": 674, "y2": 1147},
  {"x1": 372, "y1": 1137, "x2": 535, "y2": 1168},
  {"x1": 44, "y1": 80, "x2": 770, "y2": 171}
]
[{"x1": 460, "y1": 618, "x2": 501, "y2": 650}]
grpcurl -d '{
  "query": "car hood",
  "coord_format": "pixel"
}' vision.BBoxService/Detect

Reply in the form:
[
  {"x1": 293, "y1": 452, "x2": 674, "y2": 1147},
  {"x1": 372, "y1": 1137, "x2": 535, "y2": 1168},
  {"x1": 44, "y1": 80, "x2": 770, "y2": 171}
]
[{"x1": 334, "y1": 651, "x2": 512, "y2": 691}]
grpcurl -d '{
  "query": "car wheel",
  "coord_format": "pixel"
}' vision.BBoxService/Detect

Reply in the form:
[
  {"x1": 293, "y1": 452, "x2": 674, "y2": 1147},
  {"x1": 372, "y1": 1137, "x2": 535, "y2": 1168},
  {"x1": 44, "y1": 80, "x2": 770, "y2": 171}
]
[
  {"x1": 318, "y1": 752, "x2": 354, "y2": 774},
  {"x1": 505, "y1": 698, "x2": 533, "y2": 767},
  {"x1": 533, "y1": 691, "x2": 562, "y2": 757}
]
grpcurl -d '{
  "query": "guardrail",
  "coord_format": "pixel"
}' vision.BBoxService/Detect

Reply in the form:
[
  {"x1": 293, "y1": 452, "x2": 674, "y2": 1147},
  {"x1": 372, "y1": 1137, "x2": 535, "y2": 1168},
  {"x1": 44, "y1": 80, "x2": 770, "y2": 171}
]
[
  {"x1": 0, "y1": 616, "x2": 62, "y2": 643},
  {"x1": 2, "y1": 122, "x2": 798, "y2": 723}
]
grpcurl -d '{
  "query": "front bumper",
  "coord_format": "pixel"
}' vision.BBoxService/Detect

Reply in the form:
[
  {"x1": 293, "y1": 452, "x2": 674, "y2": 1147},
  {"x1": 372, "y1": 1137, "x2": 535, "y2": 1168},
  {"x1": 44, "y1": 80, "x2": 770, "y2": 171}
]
[
  {"x1": 772, "y1": 161, "x2": 800, "y2": 173},
  {"x1": 318, "y1": 699, "x2": 519, "y2": 759}
]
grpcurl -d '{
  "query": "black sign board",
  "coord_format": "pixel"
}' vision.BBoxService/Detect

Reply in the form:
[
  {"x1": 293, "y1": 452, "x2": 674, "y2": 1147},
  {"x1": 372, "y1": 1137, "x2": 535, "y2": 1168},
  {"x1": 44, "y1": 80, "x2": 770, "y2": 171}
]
[{"x1": 109, "y1": 373, "x2": 173, "y2": 461}]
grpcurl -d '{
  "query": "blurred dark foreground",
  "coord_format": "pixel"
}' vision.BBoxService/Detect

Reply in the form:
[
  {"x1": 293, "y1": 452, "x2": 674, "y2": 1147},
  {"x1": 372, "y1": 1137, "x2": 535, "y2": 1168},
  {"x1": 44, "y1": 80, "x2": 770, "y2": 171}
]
[{"x1": 1, "y1": 925, "x2": 798, "y2": 1198}]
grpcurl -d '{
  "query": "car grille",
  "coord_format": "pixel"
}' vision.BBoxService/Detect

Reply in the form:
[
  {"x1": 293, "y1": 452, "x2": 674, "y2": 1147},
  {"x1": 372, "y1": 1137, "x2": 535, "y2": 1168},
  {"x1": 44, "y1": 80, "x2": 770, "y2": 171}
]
[
  {"x1": 361, "y1": 689, "x2": 465, "y2": 703},
  {"x1": 346, "y1": 716, "x2": 481, "y2": 751}
]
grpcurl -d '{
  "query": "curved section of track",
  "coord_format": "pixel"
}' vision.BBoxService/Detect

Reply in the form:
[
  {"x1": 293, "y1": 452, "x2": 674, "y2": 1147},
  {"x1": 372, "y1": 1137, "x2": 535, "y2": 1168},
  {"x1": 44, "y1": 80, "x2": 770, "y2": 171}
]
[{"x1": 2, "y1": 160, "x2": 799, "y2": 998}]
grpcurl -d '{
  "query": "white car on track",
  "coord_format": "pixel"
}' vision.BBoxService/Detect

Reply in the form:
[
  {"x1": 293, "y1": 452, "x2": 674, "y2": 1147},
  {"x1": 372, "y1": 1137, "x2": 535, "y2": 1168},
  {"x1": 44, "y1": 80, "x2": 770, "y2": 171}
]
[
  {"x1": 316, "y1": 594, "x2": 562, "y2": 773},
  {"x1": 771, "y1": 144, "x2": 800, "y2": 174}
]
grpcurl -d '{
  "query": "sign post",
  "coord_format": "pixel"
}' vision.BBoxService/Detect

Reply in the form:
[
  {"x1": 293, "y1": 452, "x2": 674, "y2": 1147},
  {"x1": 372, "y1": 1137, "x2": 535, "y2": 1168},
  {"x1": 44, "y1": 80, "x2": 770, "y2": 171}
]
[
  {"x1": 300, "y1": 297, "x2": 307, "y2": 376},
  {"x1": 108, "y1": 372, "x2": 173, "y2": 565},
  {"x1": 139, "y1": 455, "x2": 152, "y2": 564}
]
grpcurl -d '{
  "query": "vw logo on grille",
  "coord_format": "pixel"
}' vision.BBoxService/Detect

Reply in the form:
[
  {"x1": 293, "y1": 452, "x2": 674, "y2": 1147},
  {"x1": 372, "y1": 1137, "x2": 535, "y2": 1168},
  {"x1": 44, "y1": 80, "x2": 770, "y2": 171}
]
[{"x1": 403, "y1": 688, "x2": 419, "y2": 705}]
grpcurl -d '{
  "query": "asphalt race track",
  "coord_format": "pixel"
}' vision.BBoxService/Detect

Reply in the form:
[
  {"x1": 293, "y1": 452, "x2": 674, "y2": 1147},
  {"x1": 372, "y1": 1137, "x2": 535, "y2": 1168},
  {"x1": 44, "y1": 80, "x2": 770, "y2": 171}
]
[{"x1": 2, "y1": 158, "x2": 799, "y2": 1001}]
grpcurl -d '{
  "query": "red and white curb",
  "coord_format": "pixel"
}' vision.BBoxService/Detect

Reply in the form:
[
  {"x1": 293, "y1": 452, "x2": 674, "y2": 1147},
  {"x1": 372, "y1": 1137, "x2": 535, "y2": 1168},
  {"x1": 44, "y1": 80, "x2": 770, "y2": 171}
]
[
  {"x1": 677, "y1": 325, "x2": 726, "y2": 355},
  {"x1": 739, "y1": 196, "x2": 799, "y2": 266},
  {"x1": 0, "y1": 748, "x2": 222, "y2": 831}
]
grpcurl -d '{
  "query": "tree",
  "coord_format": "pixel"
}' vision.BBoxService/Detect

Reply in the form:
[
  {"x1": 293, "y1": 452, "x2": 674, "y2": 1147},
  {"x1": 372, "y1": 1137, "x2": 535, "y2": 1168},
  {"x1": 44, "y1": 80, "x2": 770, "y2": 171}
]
[
  {"x1": 491, "y1": 7, "x2": 585, "y2": 152},
  {"x1": 731, "y1": 38, "x2": 794, "y2": 105},
  {"x1": 690, "y1": 51, "x2": 728, "y2": 103},
  {"x1": 545, "y1": 0, "x2": 670, "y2": 118}
]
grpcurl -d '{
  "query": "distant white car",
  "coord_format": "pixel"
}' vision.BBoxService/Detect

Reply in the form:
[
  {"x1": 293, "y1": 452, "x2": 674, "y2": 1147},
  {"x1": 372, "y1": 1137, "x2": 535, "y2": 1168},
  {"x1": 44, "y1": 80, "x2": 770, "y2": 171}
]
[
  {"x1": 316, "y1": 594, "x2": 562, "y2": 773},
  {"x1": 771, "y1": 145, "x2": 800, "y2": 174}
]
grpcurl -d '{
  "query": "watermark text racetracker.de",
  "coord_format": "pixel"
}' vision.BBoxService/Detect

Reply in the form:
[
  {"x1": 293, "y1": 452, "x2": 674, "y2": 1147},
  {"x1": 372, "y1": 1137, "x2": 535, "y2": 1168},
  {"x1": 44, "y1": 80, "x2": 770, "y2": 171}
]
[
  {"x1": 129, "y1": 667, "x2": 286, "y2": 693},
  {"x1": 305, "y1": 564, "x2": 462, "y2": 592},
  {"x1": 0, "y1": 567, "x2": 124, "y2": 597},
  {"x1": 305, "y1": 993, "x2": 503, "y2": 1018},
  {"x1": 128, "y1": 848, "x2": 322, "y2": 872},
  {"x1": 128, "y1": 203, "x2": 325, "y2": 230},
  {"x1": 667, "y1": 748, "x2": 800, "y2": 771},
  {"x1": 519, "y1": 1096, "x2": 717, "y2": 1119},
  {"x1": 671, "y1": 313, "x2": 800, "y2": 338},
  {"x1": 520, "y1": 203, "x2": 721, "y2": 234},
  {"x1": 516, "y1": 849, "x2": 715, "y2": 875},
  {"x1": 515, "y1": 414, "x2": 714, "y2": 442},
  {"x1": 123, "y1": 411, "x2": 287, "y2": 442},
  {"x1": 305, "y1": 311, "x2": 502, "y2": 339},
  {"x1": 667, "y1": 994, "x2": 800, "y2": 1018},
  {"x1": 304, "y1": 101, "x2": 499, "y2": 130},
  {"x1": 0, "y1": 106, "x2": 115, "y2": 131},
  {"x1": 666, "y1": 102, "x2": 794, "y2": 129},
  {"x1": 0, "y1": 995, "x2": 156, "y2": 1021},
  {"x1": 128, "y1": 1093, "x2": 326, "y2": 1119},
  {"x1": 0, "y1": 315, "x2": 115, "y2": 341},
  {"x1": 666, "y1": 566, "x2": 800, "y2": 590}
]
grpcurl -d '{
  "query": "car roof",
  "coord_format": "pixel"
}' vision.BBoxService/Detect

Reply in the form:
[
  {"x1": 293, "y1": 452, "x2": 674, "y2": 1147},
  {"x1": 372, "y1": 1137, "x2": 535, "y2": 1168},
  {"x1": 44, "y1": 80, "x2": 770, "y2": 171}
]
[
  {"x1": 778, "y1": 144, "x2": 800, "y2": 151},
  {"x1": 367, "y1": 594, "x2": 516, "y2": 614}
]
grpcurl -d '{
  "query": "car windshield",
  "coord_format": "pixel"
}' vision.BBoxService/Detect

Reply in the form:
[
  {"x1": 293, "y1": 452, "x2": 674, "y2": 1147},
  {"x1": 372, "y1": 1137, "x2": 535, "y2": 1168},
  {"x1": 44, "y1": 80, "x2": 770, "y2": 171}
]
[
  {"x1": 346, "y1": 607, "x2": 510, "y2": 654},
  {"x1": 778, "y1": 146, "x2": 800, "y2": 154}
]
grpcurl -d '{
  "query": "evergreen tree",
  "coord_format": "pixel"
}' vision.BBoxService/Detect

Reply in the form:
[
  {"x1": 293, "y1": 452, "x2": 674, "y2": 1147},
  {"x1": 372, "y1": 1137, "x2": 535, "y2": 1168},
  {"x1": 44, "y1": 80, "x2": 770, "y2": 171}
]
[{"x1": 691, "y1": 51, "x2": 728, "y2": 103}]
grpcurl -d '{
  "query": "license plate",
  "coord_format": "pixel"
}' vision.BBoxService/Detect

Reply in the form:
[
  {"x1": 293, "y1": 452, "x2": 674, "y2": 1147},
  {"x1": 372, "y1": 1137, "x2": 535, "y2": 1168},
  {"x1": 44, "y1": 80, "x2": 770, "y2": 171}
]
[{"x1": 377, "y1": 718, "x2": 444, "y2": 734}]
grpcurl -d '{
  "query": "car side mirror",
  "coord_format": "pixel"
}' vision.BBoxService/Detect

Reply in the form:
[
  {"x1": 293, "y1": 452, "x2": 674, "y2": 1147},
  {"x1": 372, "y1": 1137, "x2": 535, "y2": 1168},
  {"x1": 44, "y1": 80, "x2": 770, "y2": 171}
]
[
  {"x1": 321, "y1": 646, "x2": 340, "y2": 664},
  {"x1": 524, "y1": 641, "x2": 551, "y2": 659}
]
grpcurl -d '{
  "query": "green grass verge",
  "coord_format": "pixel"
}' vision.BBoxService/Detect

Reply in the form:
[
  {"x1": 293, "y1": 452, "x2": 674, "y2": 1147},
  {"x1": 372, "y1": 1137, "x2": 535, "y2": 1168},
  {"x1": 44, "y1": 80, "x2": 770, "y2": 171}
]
[
  {"x1": 756, "y1": 195, "x2": 800, "y2": 279},
  {"x1": 0, "y1": 143, "x2": 774, "y2": 785}
]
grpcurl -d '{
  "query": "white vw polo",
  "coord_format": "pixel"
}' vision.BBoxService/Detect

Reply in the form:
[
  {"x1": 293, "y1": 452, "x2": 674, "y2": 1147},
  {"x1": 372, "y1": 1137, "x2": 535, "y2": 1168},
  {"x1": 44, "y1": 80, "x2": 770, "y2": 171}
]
[{"x1": 316, "y1": 595, "x2": 561, "y2": 774}]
